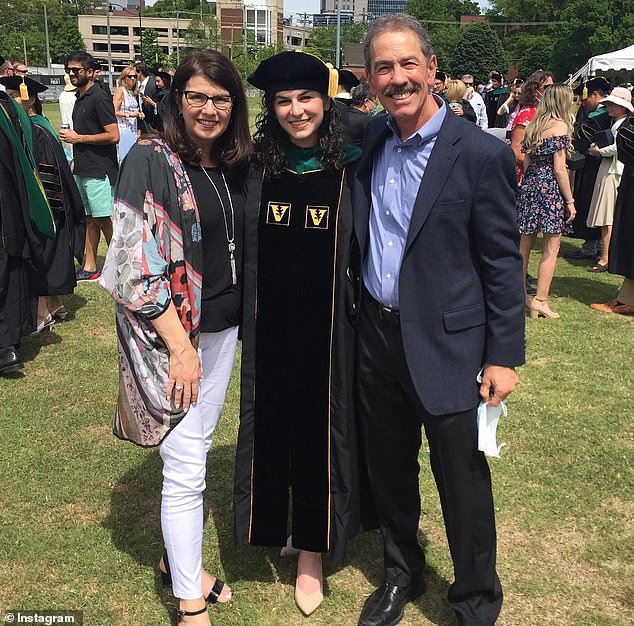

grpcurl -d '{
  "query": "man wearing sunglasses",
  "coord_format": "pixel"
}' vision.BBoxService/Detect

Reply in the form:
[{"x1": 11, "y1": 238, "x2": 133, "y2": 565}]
[
  {"x1": 461, "y1": 74, "x2": 488, "y2": 130},
  {"x1": 59, "y1": 51, "x2": 119, "y2": 283}
]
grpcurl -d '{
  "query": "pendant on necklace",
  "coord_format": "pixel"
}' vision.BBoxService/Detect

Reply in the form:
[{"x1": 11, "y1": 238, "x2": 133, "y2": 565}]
[{"x1": 229, "y1": 242, "x2": 237, "y2": 285}]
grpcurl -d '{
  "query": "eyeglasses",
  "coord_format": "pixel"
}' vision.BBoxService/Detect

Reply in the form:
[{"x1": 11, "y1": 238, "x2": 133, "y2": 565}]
[
  {"x1": 65, "y1": 67, "x2": 87, "y2": 75},
  {"x1": 183, "y1": 90, "x2": 233, "y2": 110},
  {"x1": 463, "y1": 81, "x2": 473, "y2": 86},
  {"x1": 14, "y1": 68, "x2": 28, "y2": 75},
  {"x1": 127, "y1": 75, "x2": 137, "y2": 79}
]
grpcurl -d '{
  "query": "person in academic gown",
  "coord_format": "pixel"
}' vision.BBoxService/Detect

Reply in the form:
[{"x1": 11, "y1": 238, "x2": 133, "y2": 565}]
[
  {"x1": 234, "y1": 51, "x2": 371, "y2": 617},
  {"x1": 567, "y1": 77, "x2": 612, "y2": 252},
  {"x1": 0, "y1": 76, "x2": 86, "y2": 329},
  {"x1": 483, "y1": 72, "x2": 509, "y2": 128},
  {"x1": 0, "y1": 83, "x2": 55, "y2": 373},
  {"x1": 591, "y1": 110, "x2": 634, "y2": 314}
]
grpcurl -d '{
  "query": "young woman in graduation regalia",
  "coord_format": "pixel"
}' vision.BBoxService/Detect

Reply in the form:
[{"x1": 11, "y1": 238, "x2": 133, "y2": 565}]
[{"x1": 234, "y1": 52, "x2": 370, "y2": 616}]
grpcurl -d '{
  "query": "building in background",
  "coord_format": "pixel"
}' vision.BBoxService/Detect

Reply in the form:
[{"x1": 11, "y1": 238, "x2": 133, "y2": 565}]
[
  {"x1": 217, "y1": 0, "x2": 283, "y2": 48},
  {"x1": 283, "y1": 18, "x2": 310, "y2": 50},
  {"x1": 78, "y1": 14, "x2": 192, "y2": 72}
]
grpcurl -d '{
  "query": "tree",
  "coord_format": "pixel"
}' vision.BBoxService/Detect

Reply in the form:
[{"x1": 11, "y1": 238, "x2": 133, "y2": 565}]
[
  {"x1": 1, "y1": 0, "x2": 88, "y2": 67},
  {"x1": 183, "y1": 13, "x2": 222, "y2": 51},
  {"x1": 503, "y1": 33, "x2": 555, "y2": 77},
  {"x1": 449, "y1": 22, "x2": 509, "y2": 84},
  {"x1": 141, "y1": 28, "x2": 169, "y2": 69},
  {"x1": 551, "y1": 0, "x2": 633, "y2": 78},
  {"x1": 304, "y1": 24, "x2": 367, "y2": 66}
]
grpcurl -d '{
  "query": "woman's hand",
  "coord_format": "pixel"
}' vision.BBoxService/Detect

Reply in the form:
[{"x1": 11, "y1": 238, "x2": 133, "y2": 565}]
[
  {"x1": 138, "y1": 111, "x2": 145, "y2": 120},
  {"x1": 167, "y1": 343, "x2": 201, "y2": 411},
  {"x1": 565, "y1": 201, "x2": 576, "y2": 223},
  {"x1": 588, "y1": 144, "x2": 601, "y2": 157}
]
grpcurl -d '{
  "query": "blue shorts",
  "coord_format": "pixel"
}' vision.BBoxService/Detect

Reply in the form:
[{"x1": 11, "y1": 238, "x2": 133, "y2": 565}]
[{"x1": 74, "y1": 176, "x2": 114, "y2": 218}]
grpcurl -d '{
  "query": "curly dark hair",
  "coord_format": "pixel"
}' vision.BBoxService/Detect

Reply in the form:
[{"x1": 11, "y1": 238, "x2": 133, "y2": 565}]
[
  {"x1": 253, "y1": 93, "x2": 348, "y2": 177},
  {"x1": 519, "y1": 70, "x2": 549, "y2": 109},
  {"x1": 162, "y1": 50, "x2": 252, "y2": 171}
]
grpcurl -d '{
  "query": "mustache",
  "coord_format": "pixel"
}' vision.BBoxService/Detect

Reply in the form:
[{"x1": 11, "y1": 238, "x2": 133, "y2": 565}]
[{"x1": 383, "y1": 83, "x2": 422, "y2": 98}]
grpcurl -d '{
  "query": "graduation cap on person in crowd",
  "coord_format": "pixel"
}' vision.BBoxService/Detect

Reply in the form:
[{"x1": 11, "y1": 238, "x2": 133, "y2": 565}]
[
  {"x1": 490, "y1": 72, "x2": 503, "y2": 83},
  {"x1": 0, "y1": 75, "x2": 47, "y2": 100},
  {"x1": 248, "y1": 51, "x2": 339, "y2": 98},
  {"x1": 435, "y1": 71, "x2": 447, "y2": 83},
  {"x1": 573, "y1": 76, "x2": 611, "y2": 99},
  {"x1": 337, "y1": 69, "x2": 360, "y2": 92}
]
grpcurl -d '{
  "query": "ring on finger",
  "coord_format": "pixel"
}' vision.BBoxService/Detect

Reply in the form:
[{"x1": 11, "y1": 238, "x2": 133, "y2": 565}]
[{"x1": 175, "y1": 384, "x2": 184, "y2": 391}]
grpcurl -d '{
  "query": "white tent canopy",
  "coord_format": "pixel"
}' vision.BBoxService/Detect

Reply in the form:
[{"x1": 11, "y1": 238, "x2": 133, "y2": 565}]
[{"x1": 567, "y1": 44, "x2": 634, "y2": 85}]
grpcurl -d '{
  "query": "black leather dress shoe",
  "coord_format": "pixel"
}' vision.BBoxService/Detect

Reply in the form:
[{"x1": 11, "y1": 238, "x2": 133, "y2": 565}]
[
  {"x1": 0, "y1": 346, "x2": 24, "y2": 375},
  {"x1": 358, "y1": 578, "x2": 426, "y2": 626}
]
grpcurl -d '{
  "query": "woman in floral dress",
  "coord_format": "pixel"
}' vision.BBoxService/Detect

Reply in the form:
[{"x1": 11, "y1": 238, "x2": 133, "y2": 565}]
[{"x1": 516, "y1": 84, "x2": 576, "y2": 319}]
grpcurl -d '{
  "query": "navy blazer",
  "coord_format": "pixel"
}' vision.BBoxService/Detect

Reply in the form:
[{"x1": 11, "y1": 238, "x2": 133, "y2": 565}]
[{"x1": 352, "y1": 109, "x2": 526, "y2": 415}]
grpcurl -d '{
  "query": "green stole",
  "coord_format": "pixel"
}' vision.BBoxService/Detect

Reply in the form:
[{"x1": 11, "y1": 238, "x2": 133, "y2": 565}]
[
  {"x1": 31, "y1": 114, "x2": 61, "y2": 144},
  {"x1": 0, "y1": 100, "x2": 55, "y2": 238},
  {"x1": 286, "y1": 143, "x2": 362, "y2": 174}
]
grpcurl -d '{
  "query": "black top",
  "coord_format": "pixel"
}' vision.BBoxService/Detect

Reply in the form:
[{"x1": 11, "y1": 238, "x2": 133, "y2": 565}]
[
  {"x1": 184, "y1": 162, "x2": 245, "y2": 333},
  {"x1": 72, "y1": 84, "x2": 118, "y2": 183}
]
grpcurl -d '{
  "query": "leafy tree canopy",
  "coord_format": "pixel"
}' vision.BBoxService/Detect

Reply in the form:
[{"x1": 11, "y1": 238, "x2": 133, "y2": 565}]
[
  {"x1": 449, "y1": 22, "x2": 509, "y2": 84},
  {"x1": 305, "y1": 23, "x2": 367, "y2": 66},
  {"x1": 1, "y1": 0, "x2": 89, "y2": 66}
]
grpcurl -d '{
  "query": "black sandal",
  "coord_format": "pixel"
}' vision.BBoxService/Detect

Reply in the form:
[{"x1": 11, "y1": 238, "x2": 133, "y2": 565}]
[
  {"x1": 173, "y1": 606, "x2": 207, "y2": 625},
  {"x1": 161, "y1": 551, "x2": 230, "y2": 604}
]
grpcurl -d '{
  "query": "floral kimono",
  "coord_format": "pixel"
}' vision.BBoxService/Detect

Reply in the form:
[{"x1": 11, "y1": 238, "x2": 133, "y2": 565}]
[{"x1": 100, "y1": 138, "x2": 203, "y2": 447}]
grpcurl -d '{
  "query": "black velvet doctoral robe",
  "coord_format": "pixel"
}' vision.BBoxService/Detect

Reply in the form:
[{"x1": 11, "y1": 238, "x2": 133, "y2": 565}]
[
  {"x1": 31, "y1": 120, "x2": 86, "y2": 295},
  {"x1": 570, "y1": 106, "x2": 611, "y2": 241},
  {"x1": 235, "y1": 162, "x2": 369, "y2": 561},
  {"x1": 609, "y1": 115, "x2": 634, "y2": 280},
  {"x1": 0, "y1": 94, "x2": 37, "y2": 348}
]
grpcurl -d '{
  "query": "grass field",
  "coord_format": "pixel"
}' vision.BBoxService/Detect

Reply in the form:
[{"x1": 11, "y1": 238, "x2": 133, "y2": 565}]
[{"x1": 0, "y1": 103, "x2": 632, "y2": 626}]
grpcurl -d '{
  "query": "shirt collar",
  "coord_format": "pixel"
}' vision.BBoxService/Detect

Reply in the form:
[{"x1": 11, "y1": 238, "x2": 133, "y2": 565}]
[
  {"x1": 76, "y1": 83, "x2": 97, "y2": 100},
  {"x1": 385, "y1": 93, "x2": 447, "y2": 146}
]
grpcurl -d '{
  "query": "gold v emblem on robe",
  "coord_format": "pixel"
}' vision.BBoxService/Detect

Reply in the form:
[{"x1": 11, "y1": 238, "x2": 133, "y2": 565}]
[
  {"x1": 305, "y1": 205, "x2": 329, "y2": 229},
  {"x1": 266, "y1": 202, "x2": 291, "y2": 226}
]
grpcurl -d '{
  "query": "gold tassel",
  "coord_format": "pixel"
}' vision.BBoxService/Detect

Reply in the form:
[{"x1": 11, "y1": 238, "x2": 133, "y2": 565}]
[
  {"x1": 19, "y1": 78, "x2": 29, "y2": 100},
  {"x1": 326, "y1": 63, "x2": 339, "y2": 98},
  {"x1": 582, "y1": 80, "x2": 588, "y2": 101}
]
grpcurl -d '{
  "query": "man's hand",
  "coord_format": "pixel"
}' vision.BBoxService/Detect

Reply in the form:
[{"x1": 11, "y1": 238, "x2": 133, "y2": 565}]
[
  {"x1": 479, "y1": 364, "x2": 518, "y2": 406},
  {"x1": 59, "y1": 129, "x2": 82, "y2": 144}
]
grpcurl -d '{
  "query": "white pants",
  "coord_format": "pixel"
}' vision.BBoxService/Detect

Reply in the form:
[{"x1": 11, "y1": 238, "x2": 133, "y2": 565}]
[{"x1": 159, "y1": 326, "x2": 238, "y2": 599}]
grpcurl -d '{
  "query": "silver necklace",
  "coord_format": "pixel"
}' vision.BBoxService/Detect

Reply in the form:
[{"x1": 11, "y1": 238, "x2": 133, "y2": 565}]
[{"x1": 200, "y1": 166, "x2": 237, "y2": 285}]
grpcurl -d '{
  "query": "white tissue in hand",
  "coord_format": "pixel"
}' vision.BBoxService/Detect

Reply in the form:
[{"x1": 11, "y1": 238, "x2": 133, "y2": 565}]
[{"x1": 477, "y1": 401, "x2": 507, "y2": 458}]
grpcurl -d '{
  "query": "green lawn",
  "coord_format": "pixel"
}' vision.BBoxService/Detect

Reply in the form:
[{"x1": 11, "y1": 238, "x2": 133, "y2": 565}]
[{"x1": 1, "y1": 106, "x2": 632, "y2": 626}]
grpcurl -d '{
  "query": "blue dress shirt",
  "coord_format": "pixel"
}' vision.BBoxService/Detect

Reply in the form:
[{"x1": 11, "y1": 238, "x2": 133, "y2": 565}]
[{"x1": 363, "y1": 97, "x2": 447, "y2": 309}]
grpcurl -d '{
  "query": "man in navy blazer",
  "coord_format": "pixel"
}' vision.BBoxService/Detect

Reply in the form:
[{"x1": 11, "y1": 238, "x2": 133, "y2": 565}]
[{"x1": 352, "y1": 15, "x2": 525, "y2": 626}]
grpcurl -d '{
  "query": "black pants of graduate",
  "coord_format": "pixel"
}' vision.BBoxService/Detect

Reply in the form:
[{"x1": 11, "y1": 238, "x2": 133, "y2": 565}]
[{"x1": 356, "y1": 290, "x2": 503, "y2": 626}]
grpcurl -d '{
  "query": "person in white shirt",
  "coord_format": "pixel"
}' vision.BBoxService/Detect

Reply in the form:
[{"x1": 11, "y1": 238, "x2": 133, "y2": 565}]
[
  {"x1": 58, "y1": 74, "x2": 77, "y2": 160},
  {"x1": 462, "y1": 74, "x2": 488, "y2": 129}
]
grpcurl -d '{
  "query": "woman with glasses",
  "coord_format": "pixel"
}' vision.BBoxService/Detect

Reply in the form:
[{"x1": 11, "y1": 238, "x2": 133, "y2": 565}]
[
  {"x1": 113, "y1": 66, "x2": 143, "y2": 162},
  {"x1": 100, "y1": 50, "x2": 252, "y2": 626},
  {"x1": 235, "y1": 51, "x2": 368, "y2": 617}
]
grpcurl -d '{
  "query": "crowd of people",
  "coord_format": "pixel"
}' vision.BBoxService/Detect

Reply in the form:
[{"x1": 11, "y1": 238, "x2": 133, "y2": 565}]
[{"x1": 1, "y1": 13, "x2": 633, "y2": 626}]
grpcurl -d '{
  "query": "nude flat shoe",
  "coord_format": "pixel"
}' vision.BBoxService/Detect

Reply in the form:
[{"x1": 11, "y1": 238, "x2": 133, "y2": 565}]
[{"x1": 294, "y1": 553, "x2": 323, "y2": 616}]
